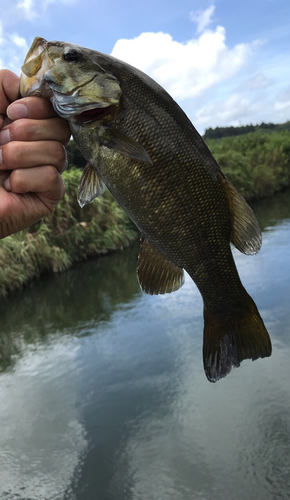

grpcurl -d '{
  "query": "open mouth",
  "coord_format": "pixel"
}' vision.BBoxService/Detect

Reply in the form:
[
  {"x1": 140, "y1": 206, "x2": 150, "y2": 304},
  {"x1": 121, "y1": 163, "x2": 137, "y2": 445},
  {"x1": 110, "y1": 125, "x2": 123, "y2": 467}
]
[{"x1": 77, "y1": 105, "x2": 115, "y2": 123}]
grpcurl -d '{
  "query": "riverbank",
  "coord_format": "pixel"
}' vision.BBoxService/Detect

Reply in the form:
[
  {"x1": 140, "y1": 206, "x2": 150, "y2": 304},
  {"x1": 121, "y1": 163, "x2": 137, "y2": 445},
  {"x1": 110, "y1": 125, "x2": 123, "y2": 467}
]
[
  {"x1": 1, "y1": 126, "x2": 290, "y2": 296},
  {"x1": 205, "y1": 129, "x2": 290, "y2": 200},
  {"x1": 0, "y1": 168, "x2": 138, "y2": 297}
]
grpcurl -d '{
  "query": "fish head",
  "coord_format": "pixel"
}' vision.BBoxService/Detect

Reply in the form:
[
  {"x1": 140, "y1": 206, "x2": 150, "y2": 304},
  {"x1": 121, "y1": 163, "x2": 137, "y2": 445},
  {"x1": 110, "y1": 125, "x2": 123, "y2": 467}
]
[{"x1": 20, "y1": 37, "x2": 122, "y2": 121}]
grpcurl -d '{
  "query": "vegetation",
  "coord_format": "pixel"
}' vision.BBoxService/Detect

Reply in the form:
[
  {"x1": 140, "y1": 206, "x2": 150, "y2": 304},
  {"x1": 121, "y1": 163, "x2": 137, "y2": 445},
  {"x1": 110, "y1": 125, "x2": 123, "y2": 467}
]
[
  {"x1": 203, "y1": 120, "x2": 290, "y2": 140},
  {"x1": 66, "y1": 140, "x2": 86, "y2": 169},
  {"x1": 206, "y1": 129, "x2": 290, "y2": 199},
  {"x1": 0, "y1": 167, "x2": 138, "y2": 297},
  {"x1": 1, "y1": 120, "x2": 290, "y2": 295}
]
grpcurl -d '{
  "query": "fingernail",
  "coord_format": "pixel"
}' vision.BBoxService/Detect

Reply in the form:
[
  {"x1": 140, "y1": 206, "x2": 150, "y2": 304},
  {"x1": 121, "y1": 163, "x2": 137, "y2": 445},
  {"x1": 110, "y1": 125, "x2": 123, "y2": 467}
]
[
  {"x1": 7, "y1": 103, "x2": 28, "y2": 120},
  {"x1": 4, "y1": 176, "x2": 11, "y2": 191},
  {"x1": 0, "y1": 129, "x2": 10, "y2": 146}
]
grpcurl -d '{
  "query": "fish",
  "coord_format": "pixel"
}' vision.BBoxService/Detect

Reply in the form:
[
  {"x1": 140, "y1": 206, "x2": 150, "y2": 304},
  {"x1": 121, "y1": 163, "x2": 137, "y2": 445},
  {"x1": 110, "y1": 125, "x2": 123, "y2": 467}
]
[{"x1": 20, "y1": 37, "x2": 272, "y2": 382}]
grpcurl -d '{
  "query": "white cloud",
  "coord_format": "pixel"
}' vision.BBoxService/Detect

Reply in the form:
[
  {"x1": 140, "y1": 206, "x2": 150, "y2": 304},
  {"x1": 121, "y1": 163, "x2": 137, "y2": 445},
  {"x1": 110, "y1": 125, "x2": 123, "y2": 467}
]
[
  {"x1": 16, "y1": 0, "x2": 76, "y2": 20},
  {"x1": 111, "y1": 27, "x2": 262, "y2": 101},
  {"x1": 16, "y1": 0, "x2": 37, "y2": 19},
  {"x1": 0, "y1": 21, "x2": 29, "y2": 73},
  {"x1": 239, "y1": 73, "x2": 274, "y2": 91},
  {"x1": 190, "y1": 4, "x2": 215, "y2": 34},
  {"x1": 196, "y1": 93, "x2": 261, "y2": 126},
  {"x1": 194, "y1": 89, "x2": 290, "y2": 132},
  {"x1": 275, "y1": 101, "x2": 290, "y2": 111},
  {"x1": 274, "y1": 87, "x2": 290, "y2": 111},
  {"x1": 8, "y1": 33, "x2": 29, "y2": 50}
]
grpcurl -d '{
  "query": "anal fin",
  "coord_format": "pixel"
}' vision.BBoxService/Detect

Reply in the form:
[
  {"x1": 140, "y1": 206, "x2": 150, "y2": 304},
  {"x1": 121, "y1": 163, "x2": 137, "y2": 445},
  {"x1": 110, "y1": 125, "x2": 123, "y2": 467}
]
[
  {"x1": 77, "y1": 163, "x2": 106, "y2": 208},
  {"x1": 137, "y1": 236, "x2": 185, "y2": 294}
]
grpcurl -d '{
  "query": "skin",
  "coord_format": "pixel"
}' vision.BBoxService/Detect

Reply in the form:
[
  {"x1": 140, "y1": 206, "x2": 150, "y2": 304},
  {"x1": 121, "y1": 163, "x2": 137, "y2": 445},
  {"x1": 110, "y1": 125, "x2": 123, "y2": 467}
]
[{"x1": 0, "y1": 69, "x2": 71, "y2": 239}]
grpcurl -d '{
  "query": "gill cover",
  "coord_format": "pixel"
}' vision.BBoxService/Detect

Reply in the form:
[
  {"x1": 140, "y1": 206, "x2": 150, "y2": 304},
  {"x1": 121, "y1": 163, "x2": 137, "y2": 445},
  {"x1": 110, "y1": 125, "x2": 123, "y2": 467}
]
[{"x1": 20, "y1": 37, "x2": 122, "y2": 119}]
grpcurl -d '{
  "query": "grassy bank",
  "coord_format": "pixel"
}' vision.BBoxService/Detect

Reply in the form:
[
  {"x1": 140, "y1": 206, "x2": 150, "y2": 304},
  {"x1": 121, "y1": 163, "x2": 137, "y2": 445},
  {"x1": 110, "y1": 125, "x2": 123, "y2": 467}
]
[
  {"x1": 206, "y1": 130, "x2": 290, "y2": 200},
  {"x1": 1, "y1": 126, "x2": 290, "y2": 296},
  {"x1": 0, "y1": 168, "x2": 138, "y2": 297},
  {"x1": 67, "y1": 125, "x2": 290, "y2": 202}
]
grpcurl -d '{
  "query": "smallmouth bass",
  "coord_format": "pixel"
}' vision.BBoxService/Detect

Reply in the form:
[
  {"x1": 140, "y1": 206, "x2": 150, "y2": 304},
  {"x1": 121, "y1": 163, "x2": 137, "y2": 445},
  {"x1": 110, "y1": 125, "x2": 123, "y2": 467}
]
[{"x1": 20, "y1": 37, "x2": 272, "y2": 382}]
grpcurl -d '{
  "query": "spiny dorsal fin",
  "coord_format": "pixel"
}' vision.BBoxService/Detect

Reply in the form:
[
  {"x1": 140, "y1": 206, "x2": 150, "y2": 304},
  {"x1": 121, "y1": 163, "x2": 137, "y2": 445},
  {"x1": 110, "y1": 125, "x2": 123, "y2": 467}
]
[
  {"x1": 77, "y1": 163, "x2": 106, "y2": 208},
  {"x1": 103, "y1": 128, "x2": 152, "y2": 164},
  {"x1": 137, "y1": 236, "x2": 185, "y2": 294},
  {"x1": 222, "y1": 177, "x2": 262, "y2": 255}
]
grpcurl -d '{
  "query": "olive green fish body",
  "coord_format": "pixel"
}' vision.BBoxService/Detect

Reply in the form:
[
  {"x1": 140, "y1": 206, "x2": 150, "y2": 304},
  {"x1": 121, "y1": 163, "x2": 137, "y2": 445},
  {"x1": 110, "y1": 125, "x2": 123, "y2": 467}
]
[
  {"x1": 71, "y1": 65, "x2": 243, "y2": 306},
  {"x1": 20, "y1": 38, "x2": 272, "y2": 381}
]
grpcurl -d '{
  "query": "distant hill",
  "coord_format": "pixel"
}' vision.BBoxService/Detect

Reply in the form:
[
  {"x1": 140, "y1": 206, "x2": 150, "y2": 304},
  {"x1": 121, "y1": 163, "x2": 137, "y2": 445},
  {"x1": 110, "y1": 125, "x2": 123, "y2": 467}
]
[{"x1": 203, "y1": 121, "x2": 290, "y2": 140}]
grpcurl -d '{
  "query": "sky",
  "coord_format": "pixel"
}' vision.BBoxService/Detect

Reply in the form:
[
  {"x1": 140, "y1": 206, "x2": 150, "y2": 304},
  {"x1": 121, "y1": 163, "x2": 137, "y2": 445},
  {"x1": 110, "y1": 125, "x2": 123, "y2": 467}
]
[{"x1": 0, "y1": 0, "x2": 289, "y2": 134}]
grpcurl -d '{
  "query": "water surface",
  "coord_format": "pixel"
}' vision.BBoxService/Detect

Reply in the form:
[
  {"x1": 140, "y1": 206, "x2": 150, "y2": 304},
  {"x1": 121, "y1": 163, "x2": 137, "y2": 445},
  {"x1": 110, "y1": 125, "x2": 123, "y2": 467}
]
[{"x1": 0, "y1": 191, "x2": 290, "y2": 500}]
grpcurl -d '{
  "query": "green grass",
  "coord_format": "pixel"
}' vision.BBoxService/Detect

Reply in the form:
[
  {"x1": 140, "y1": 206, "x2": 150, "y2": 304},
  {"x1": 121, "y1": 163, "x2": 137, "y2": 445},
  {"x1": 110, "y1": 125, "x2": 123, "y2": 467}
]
[
  {"x1": 206, "y1": 130, "x2": 290, "y2": 200},
  {"x1": 2, "y1": 127, "x2": 290, "y2": 296}
]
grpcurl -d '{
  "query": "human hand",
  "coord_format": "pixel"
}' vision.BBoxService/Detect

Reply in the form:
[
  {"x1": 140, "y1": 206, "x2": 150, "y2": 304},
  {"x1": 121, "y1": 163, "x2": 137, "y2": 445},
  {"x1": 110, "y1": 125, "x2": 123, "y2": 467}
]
[{"x1": 0, "y1": 69, "x2": 71, "y2": 239}]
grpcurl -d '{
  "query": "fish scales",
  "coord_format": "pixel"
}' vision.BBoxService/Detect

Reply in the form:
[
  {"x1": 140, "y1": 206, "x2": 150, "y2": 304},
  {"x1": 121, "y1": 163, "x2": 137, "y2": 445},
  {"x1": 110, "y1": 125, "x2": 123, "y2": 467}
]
[
  {"x1": 20, "y1": 38, "x2": 272, "y2": 381},
  {"x1": 72, "y1": 71, "x2": 238, "y2": 305}
]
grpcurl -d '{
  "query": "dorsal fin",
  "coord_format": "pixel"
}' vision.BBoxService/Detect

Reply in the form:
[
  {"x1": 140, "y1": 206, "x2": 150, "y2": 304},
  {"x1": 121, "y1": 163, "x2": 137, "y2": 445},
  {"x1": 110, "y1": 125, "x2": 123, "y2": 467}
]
[
  {"x1": 222, "y1": 177, "x2": 262, "y2": 255},
  {"x1": 137, "y1": 236, "x2": 185, "y2": 294}
]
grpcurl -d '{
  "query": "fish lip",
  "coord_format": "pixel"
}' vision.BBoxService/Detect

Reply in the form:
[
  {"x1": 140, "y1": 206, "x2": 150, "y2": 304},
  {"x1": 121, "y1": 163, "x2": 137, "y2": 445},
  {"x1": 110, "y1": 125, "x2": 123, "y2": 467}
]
[
  {"x1": 51, "y1": 88, "x2": 116, "y2": 121},
  {"x1": 52, "y1": 91, "x2": 114, "y2": 121}
]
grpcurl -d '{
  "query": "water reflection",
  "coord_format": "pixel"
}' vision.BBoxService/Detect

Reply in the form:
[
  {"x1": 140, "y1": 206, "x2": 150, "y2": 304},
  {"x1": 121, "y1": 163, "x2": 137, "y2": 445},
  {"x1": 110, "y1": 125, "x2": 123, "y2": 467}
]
[
  {"x1": 0, "y1": 342, "x2": 87, "y2": 500},
  {"x1": 250, "y1": 188, "x2": 290, "y2": 231},
  {"x1": 0, "y1": 245, "x2": 141, "y2": 373},
  {"x1": 0, "y1": 246, "x2": 141, "y2": 499},
  {"x1": 0, "y1": 192, "x2": 290, "y2": 499}
]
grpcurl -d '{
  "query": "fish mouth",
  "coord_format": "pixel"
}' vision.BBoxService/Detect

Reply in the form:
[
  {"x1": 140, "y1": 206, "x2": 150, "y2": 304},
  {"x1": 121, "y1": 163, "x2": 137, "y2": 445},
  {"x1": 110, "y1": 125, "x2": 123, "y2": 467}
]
[
  {"x1": 76, "y1": 105, "x2": 116, "y2": 123},
  {"x1": 48, "y1": 87, "x2": 118, "y2": 121},
  {"x1": 20, "y1": 36, "x2": 121, "y2": 123}
]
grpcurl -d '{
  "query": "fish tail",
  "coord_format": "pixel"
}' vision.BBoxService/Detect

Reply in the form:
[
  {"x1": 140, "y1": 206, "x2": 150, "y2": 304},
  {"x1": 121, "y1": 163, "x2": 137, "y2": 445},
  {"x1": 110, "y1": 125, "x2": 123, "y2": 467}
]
[{"x1": 203, "y1": 294, "x2": 272, "y2": 382}]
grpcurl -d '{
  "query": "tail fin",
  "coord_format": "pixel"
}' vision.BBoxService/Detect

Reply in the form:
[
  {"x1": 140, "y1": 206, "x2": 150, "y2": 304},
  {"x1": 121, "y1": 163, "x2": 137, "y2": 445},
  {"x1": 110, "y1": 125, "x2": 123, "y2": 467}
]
[{"x1": 203, "y1": 296, "x2": 272, "y2": 382}]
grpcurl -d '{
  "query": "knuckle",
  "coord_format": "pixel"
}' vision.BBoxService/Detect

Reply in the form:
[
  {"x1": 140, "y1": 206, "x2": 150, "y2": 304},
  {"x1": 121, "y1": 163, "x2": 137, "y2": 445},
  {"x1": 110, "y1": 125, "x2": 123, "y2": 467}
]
[
  {"x1": 46, "y1": 165, "x2": 59, "y2": 184},
  {"x1": 64, "y1": 130, "x2": 71, "y2": 145},
  {"x1": 25, "y1": 96, "x2": 54, "y2": 117},
  {"x1": 53, "y1": 142, "x2": 67, "y2": 170},
  {"x1": 2, "y1": 141, "x2": 19, "y2": 166},
  {"x1": 46, "y1": 169, "x2": 66, "y2": 205},
  {"x1": 8, "y1": 119, "x2": 26, "y2": 141},
  {"x1": 58, "y1": 120, "x2": 71, "y2": 145},
  {"x1": 9, "y1": 169, "x2": 24, "y2": 192},
  {"x1": 17, "y1": 120, "x2": 39, "y2": 141}
]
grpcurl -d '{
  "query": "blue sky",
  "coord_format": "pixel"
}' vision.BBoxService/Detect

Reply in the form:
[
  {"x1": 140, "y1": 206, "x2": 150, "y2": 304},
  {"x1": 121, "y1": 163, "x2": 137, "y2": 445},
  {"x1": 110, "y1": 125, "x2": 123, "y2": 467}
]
[{"x1": 1, "y1": 0, "x2": 289, "y2": 133}]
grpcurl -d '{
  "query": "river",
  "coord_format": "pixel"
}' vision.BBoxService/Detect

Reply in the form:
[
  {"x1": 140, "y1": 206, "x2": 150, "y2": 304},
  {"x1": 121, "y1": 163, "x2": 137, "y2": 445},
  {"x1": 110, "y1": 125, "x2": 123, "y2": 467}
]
[{"x1": 0, "y1": 191, "x2": 290, "y2": 500}]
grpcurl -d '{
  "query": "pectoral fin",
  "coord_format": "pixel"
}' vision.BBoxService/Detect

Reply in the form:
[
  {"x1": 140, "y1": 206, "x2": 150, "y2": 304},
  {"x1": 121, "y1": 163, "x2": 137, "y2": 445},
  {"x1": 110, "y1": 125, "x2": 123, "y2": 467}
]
[
  {"x1": 78, "y1": 163, "x2": 106, "y2": 208},
  {"x1": 103, "y1": 129, "x2": 152, "y2": 164},
  {"x1": 222, "y1": 177, "x2": 262, "y2": 255},
  {"x1": 137, "y1": 236, "x2": 185, "y2": 294}
]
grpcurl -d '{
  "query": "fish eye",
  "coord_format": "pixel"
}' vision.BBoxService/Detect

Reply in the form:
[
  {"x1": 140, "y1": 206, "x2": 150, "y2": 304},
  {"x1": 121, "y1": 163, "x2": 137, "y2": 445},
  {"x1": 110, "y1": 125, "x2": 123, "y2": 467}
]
[{"x1": 63, "y1": 49, "x2": 80, "y2": 62}]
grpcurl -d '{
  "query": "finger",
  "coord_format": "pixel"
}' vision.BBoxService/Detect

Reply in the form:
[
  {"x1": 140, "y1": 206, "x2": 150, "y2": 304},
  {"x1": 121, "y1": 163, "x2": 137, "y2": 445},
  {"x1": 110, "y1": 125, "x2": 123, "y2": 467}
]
[
  {"x1": 0, "y1": 117, "x2": 71, "y2": 146},
  {"x1": 0, "y1": 140, "x2": 67, "y2": 173},
  {"x1": 0, "y1": 70, "x2": 19, "y2": 116},
  {"x1": 5, "y1": 165, "x2": 65, "y2": 204},
  {"x1": 7, "y1": 96, "x2": 59, "y2": 121}
]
